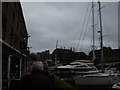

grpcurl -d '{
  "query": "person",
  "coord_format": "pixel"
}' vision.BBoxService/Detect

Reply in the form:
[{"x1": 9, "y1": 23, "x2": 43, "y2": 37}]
[
  {"x1": 20, "y1": 61, "x2": 52, "y2": 89},
  {"x1": 42, "y1": 61, "x2": 56, "y2": 82},
  {"x1": 27, "y1": 63, "x2": 33, "y2": 74}
]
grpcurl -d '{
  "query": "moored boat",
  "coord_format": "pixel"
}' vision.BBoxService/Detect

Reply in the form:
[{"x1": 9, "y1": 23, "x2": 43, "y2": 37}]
[
  {"x1": 73, "y1": 73, "x2": 120, "y2": 86},
  {"x1": 54, "y1": 60, "x2": 99, "y2": 78}
]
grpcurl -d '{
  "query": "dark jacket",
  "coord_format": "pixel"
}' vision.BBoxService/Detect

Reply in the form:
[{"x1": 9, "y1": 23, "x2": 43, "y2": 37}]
[{"x1": 20, "y1": 70, "x2": 52, "y2": 89}]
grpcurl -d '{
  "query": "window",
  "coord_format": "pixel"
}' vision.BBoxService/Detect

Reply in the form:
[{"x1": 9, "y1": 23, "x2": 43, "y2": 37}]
[
  {"x1": 12, "y1": 10, "x2": 15, "y2": 22},
  {"x1": 2, "y1": 13, "x2": 7, "y2": 31},
  {"x1": 10, "y1": 27, "x2": 14, "y2": 46},
  {"x1": 2, "y1": 2, "x2": 8, "y2": 9},
  {"x1": 2, "y1": 13, "x2": 7, "y2": 39}
]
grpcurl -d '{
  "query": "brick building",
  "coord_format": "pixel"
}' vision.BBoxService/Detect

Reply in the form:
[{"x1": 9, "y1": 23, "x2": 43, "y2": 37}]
[
  {"x1": 88, "y1": 47, "x2": 120, "y2": 64},
  {"x1": 51, "y1": 48, "x2": 87, "y2": 64},
  {"x1": 37, "y1": 50, "x2": 51, "y2": 61}
]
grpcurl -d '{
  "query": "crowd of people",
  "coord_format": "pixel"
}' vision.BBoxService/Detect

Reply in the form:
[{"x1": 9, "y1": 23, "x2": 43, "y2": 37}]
[{"x1": 8, "y1": 60, "x2": 75, "y2": 89}]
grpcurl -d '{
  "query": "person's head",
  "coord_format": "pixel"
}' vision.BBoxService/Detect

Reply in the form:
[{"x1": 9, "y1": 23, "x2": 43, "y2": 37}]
[{"x1": 32, "y1": 61, "x2": 43, "y2": 71}]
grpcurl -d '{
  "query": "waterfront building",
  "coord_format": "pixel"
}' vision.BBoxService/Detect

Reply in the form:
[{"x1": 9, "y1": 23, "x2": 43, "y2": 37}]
[
  {"x1": 2, "y1": 2, "x2": 29, "y2": 89},
  {"x1": 37, "y1": 50, "x2": 51, "y2": 61},
  {"x1": 51, "y1": 48, "x2": 87, "y2": 64},
  {"x1": 88, "y1": 47, "x2": 120, "y2": 64}
]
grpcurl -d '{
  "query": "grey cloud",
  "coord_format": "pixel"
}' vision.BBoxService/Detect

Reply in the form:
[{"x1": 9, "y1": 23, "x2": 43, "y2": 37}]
[{"x1": 21, "y1": 2, "x2": 118, "y2": 54}]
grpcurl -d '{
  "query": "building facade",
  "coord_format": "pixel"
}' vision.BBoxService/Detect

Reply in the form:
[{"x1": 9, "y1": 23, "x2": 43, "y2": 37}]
[
  {"x1": 51, "y1": 48, "x2": 87, "y2": 64},
  {"x1": 37, "y1": 50, "x2": 50, "y2": 61},
  {"x1": 88, "y1": 47, "x2": 120, "y2": 64},
  {"x1": 2, "y1": 2, "x2": 29, "y2": 89}
]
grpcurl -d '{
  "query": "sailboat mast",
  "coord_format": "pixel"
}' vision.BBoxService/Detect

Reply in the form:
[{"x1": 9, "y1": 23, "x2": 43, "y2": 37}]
[
  {"x1": 98, "y1": 1, "x2": 104, "y2": 72},
  {"x1": 92, "y1": 1, "x2": 95, "y2": 61},
  {"x1": 56, "y1": 40, "x2": 58, "y2": 49}
]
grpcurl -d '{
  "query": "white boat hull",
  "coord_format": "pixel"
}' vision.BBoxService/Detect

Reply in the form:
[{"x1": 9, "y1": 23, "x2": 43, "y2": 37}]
[{"x1": 73, "y1": 74, "x2": 120, "y2": 86}]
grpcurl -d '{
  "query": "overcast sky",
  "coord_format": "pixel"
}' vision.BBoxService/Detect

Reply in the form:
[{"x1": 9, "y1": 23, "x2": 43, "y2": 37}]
[{"x1": 21, "y1": 2, "x2": 118, "y2": 54}]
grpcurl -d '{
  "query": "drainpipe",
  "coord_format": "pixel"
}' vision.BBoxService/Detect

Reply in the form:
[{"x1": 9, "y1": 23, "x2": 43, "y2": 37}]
[
  {"x1": 19, "y1": 58, "x2": 22, "y2": 78},
  {"x1": 7, "y1": 55, "x2": 12, "y2": 79},
  {"x1": 7, "y1": 55, "x2": 12, "y2": 89}
]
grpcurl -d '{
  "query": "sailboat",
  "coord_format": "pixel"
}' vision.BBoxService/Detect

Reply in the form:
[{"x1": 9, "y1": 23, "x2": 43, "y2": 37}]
[{"x1": 73, "y1": 1, "x2": 120, "y2": 86}]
